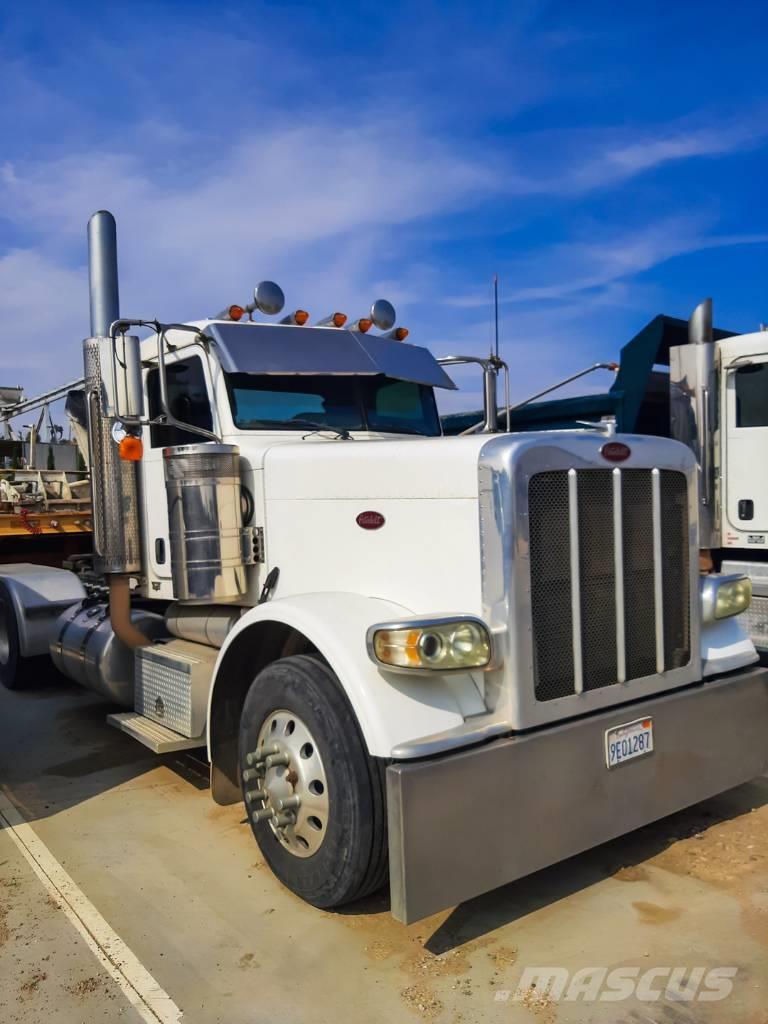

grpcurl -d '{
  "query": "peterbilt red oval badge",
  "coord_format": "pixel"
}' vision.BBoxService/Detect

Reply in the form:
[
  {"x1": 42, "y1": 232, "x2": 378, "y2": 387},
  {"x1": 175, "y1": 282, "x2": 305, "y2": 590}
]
[
  {"x1": 356, "y1": 511, "x2": 385, "y2": 530},
  {"x1": 601, "y1": 441, "x2": 631, "y2": 462}
]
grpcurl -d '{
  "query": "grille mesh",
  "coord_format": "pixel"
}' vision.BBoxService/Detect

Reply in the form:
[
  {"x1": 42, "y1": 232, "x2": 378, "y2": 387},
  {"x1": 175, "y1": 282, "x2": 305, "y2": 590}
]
[
  {"x1": 578, "y1": 472, "x2": 617, "y2": 691},
  {"x1": 529, "y1": 468, "x2": 690, "y2": 701},
  {"x1": 528, "y1": 472, "x2": 574, "y2": 701},
  {"x1": 660, "y1": 471, "x2": 691, "y2": 669},
  {"x1": 621, "y1": 471, "x2": 657, "y2": 680}
]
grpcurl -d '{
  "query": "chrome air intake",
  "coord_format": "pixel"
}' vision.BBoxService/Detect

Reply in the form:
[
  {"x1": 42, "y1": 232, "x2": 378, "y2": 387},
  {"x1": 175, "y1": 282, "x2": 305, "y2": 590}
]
[{"x1": 163, "y1": 443, "x2": 254, "y2": 603}]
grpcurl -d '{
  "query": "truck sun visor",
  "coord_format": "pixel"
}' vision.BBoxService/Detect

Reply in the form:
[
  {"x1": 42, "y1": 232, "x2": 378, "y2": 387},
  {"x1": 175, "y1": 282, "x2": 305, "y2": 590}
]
[{"x1": 204, "y1": 322, "x2": 457, "y2": 390}]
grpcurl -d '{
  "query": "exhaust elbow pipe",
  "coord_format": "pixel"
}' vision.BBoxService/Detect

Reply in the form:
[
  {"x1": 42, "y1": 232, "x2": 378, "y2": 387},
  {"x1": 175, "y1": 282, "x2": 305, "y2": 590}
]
[{"x1": 109, "y1": 576, "x2": 150, "y2": 648}]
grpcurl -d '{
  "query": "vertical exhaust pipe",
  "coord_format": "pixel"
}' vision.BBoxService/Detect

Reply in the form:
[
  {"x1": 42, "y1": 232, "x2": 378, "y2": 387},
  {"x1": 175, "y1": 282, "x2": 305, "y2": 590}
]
[
  {"x1": 689, "y1": 298, "x2": 713, "y2": 347},
  {"x1": 88, "y1": 211, "x2": 120, "y2": 337},
  {"x1": 688, "y1": 298, "x2": 716, "y2": 548},
  {"x1": 84, "y1": 211, "x2": 147, "y2": 647}
]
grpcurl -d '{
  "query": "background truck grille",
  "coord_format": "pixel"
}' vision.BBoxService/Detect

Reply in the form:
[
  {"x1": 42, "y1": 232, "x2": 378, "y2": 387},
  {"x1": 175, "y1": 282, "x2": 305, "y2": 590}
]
[{"x1": 529, "y1": 468, "x2": 690, "y2": 701}]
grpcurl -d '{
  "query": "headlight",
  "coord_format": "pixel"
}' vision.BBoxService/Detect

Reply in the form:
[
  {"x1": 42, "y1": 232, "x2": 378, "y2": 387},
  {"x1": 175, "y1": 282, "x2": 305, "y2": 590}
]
[
  {"x1": 714, "y1": 577, "x2": 752, "y2": 619},
  {"x1": 368, "y1": 618, "x2": 492, "y2": 672},
  {"x1": 701, "y1": 574, "x2": 752, "y2": 622}
]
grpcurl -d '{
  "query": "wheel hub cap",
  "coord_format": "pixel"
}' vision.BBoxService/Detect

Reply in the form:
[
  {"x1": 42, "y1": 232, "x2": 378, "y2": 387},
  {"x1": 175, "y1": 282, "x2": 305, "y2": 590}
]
[{"x1": 243, "y1": 710, "x2": 329, "y2": 858}]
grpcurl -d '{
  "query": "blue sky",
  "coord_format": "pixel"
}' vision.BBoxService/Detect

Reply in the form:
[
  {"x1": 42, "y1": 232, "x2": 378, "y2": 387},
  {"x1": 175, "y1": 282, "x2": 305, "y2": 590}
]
[{"x1": 1, "y1": 0, "x2": 767, "y2": 420}]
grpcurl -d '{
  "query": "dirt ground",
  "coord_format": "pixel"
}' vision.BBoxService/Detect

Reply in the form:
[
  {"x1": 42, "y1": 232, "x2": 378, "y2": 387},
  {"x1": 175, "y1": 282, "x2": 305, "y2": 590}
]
[{"x1": 1, "y1": 672, "x2": 767, "y2": 1024}]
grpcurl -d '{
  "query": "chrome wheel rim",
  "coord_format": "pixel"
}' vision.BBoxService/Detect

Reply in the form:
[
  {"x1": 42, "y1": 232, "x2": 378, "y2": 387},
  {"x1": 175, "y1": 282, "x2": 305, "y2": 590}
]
[{"x1": 245, "y1": 709, "x2": 329, "y2": 858}]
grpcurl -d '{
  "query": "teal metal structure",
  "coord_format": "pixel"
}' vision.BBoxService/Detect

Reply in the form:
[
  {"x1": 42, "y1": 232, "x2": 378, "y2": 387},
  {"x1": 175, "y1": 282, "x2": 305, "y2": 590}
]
[{"x1": 442, "y1": 314, "x2": 737, "y2": 437}]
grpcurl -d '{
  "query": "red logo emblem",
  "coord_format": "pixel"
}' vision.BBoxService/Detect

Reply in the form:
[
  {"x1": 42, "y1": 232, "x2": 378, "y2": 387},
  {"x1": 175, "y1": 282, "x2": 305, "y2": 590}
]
[
  {"x1": 601, "y1": 441, "x2": 631, "y2": 463},
  {"x1": 356, "y1": 511, "x2": 385, "y2": 530}
]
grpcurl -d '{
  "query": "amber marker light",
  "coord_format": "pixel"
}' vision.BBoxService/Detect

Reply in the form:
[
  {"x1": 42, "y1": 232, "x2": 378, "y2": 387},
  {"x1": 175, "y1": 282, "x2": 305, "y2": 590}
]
[
  {"x1": 332, "y1": 312, "x2": 347, "y2": 327},
  {"x1": 293, "y1": 309, "x2": 310, "y2": 325},
  {"x1": 228, "y1": 305, "x2": 245, "y2": 321},
  {"x1": 119, "y1": 435, "x2": 144, "y2": 461}
]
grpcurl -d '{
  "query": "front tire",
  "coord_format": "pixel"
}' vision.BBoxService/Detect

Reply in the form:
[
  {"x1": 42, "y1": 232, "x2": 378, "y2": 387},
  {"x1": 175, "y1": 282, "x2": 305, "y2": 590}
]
[{"x1": 239, "y1": 654, "x2": 388, "y2": 909}]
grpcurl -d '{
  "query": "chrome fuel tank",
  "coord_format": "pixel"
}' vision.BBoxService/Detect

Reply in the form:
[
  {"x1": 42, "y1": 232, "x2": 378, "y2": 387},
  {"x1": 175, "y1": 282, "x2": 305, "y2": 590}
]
[{"x1": 50, "y1": 602, "x2": 166, "y2": 706}]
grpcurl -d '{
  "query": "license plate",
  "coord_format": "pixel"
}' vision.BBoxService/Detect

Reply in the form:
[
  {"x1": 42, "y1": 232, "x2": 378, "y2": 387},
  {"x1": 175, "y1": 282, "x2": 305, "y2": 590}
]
[{"x1": 605, "y1": 717, "x2": 654, "y2": 769}]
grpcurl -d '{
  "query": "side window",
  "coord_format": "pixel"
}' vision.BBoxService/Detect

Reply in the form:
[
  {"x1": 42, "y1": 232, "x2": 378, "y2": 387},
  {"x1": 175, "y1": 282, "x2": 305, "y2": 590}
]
[
  {"x1": 734, "y1": 363, "x2": 768, "y2": 428},
  {"x1": 147, "y1": 356, "x2": 213, "y2": 448}
]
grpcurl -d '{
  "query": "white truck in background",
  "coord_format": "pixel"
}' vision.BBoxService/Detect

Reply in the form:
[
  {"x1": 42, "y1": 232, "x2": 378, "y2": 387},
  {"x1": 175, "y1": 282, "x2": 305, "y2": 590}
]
[
  {"x1": 670, "y1": 299, "x2": 768, "y2": 653},
  {"x1": 1, "y1": 211, "x2": 767, "y2": 925}
]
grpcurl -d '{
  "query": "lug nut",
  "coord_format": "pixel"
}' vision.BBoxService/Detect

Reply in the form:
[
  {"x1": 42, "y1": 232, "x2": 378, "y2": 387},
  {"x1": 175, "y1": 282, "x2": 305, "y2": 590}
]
[
  {"x1": 246, "y1": 742, "x2": 281, "y2": 766},
  {"x1": 264, "y1": 752, "x2": 290, "y2": 769},
  {"x1": 275, "y1": 795, "x2": 301, "y2": 812},
  {"x1": 245, "y1": 789, "x2": 267, "y2": 804},
  {"x1": 252, "y1": 807, "x2": 274, "y2": 823}
]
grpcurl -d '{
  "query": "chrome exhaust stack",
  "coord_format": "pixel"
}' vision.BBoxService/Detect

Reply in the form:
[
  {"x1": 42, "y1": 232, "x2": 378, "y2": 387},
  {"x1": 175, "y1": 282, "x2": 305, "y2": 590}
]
[
  {"x1": 83, "y1": 211, "x2": 147, "y2": 646},
  {"x1": 670, "y1": 297, "x2": 718, "y2": 548}
]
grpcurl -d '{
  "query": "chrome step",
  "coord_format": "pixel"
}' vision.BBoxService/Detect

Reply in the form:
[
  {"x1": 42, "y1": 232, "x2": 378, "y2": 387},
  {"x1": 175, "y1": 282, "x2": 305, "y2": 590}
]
[{"x1": 107, "y1": 712, "x2": 204, "y2": 754}]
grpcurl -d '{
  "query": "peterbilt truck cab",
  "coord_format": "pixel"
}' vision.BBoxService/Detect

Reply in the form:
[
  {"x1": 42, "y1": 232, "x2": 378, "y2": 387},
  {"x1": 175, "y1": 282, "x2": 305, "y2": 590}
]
[{"x1": 1, "y1": 211, "x2": 767, "y2": 925}]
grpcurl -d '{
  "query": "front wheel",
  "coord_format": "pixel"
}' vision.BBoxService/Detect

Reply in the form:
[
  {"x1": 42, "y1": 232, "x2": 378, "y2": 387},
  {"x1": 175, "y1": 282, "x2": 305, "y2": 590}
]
[{"x1": 239, "y1": 654, "x2": 388, "y2": 909}]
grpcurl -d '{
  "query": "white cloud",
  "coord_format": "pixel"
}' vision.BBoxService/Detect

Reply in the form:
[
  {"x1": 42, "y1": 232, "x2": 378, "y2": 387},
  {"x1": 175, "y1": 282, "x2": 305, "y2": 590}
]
[{"x1": 448, "y1": 217, "x2": 768, "y2": 310}]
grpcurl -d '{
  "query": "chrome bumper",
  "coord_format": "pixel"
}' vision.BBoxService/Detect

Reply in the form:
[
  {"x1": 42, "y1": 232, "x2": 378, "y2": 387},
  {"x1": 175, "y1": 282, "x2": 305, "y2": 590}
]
[{"x1": 386, "y1": 667, "x2": 768, "y2": 924}]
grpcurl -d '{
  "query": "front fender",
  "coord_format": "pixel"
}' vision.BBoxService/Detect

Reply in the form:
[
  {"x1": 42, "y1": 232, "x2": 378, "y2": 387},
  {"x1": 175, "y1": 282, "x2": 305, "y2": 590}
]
[{"x1": 207, "y1": 592, "x2": 487, "y2": 759}]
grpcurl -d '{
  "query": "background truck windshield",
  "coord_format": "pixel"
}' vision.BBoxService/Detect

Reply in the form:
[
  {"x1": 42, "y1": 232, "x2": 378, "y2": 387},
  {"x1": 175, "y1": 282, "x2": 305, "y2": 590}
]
[{"x1": 226, "y1": 374, "x2": 441, "y2": 436}]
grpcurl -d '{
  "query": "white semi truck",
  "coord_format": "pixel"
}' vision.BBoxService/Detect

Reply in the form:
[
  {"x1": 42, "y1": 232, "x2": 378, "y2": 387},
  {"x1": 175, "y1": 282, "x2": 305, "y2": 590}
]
[{"x1": 1, "y1": 212, "x2": 767, "y2": 925}]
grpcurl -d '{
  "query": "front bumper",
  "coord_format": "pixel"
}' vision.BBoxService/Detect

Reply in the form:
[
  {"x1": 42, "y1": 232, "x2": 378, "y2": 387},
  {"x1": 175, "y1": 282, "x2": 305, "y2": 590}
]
[{"x1": 386, "y1": 666, "x2": 768, "y2": 924}]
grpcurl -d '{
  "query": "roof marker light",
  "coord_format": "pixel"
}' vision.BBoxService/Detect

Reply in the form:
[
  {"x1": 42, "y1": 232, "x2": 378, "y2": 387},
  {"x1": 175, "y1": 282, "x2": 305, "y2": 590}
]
[
  {"x1": 316, "y1": 313, "x2": 348, "y2": 328},
  {"x1": 280, "y1": 309, "x2": 310, "y2": 326},
  {"x1": 349, "y1": 318, "x2": 372, "y2": 333},
  {"x1": 386, "y1": 326, "x2": 409, "y2": 342},
  {"x1": 228, "y1": 305, "x2": 245, "y2": 321}
]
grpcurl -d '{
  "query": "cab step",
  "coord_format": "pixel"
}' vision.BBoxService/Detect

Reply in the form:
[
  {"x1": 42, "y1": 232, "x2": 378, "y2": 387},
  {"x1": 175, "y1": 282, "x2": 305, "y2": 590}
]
[{"x1": 107, "y1": 712, "x2": 204, "y2": 754}]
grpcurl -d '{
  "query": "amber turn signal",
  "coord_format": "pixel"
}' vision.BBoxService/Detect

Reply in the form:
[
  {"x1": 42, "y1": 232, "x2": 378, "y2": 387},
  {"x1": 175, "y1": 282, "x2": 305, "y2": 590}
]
[{"x1": 119, "y1": 435, "x2": 144, "y2": 461}]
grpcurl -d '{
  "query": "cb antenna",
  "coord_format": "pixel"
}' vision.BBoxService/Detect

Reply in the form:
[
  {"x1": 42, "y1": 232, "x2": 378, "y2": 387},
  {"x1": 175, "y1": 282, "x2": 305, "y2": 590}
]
[{"x1": 493, "y1": 274, "x2": 500, "y2": 360}]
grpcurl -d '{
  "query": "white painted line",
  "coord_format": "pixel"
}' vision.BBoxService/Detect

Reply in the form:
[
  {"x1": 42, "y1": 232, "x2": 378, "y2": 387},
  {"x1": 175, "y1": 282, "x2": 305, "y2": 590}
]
[{"x1": 0, "y1": 790, "x2": 183, "y2": 1024}]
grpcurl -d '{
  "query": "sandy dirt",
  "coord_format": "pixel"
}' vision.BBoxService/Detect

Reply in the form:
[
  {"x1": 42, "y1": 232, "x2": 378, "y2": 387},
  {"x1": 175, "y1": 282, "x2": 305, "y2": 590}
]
[{"x1": 1, "y1": 675, "x2": 767, "y2": 1023}]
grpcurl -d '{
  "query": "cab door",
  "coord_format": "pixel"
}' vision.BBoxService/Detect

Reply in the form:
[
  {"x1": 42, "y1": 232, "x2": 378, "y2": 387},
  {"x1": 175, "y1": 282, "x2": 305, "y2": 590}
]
[
  {"x1": 141, "y1": 353, "x2": 216, "y2": 582},
  {"x1": 723, "y1": 340, "x2": 768, "y2": 541}
]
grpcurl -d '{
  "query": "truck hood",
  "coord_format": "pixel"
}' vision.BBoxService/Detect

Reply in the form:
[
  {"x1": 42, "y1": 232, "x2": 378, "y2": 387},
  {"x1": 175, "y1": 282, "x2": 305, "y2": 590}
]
[{"x1": 258, "y1": 434, "x2": 490, "y2": 500}]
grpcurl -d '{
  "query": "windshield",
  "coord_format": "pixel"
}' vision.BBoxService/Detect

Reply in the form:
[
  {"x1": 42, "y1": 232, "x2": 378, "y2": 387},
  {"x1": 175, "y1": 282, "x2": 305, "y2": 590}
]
[{"x1": 225, "y1": 374, "x2": 441, "y2": 436}]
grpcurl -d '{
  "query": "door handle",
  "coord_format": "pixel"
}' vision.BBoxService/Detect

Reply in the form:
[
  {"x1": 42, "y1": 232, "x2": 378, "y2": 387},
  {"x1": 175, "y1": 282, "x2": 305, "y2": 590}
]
[
  {"x1": 155, "y1": 538, "x2": 166, "y2": 564},
  {"x1": 738, "y1": 499, "x2": 754, "y2": 521}
]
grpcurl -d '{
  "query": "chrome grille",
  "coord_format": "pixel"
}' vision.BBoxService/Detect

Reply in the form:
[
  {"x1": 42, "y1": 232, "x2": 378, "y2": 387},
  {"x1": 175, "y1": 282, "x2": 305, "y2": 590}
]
[{"x1": 529, "y1": 468, "x2": 690, "y2": 701}]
